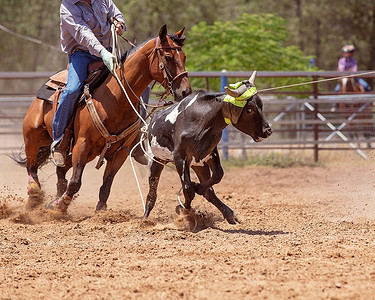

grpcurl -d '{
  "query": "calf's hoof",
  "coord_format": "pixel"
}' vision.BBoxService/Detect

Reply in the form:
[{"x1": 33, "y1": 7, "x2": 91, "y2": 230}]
[
  {"x1": 96, "y1": 201, "x2": 107, "y2": 211},
  {"x1": 176, "y1": 205, "x2": 184, "y2": 215},
  {"x1": 225, "y1": 215, "x2": 237, "y2": 225},
  {"x1": 176, "y1": 204, "x2": 191, "y2": 215},
  {"x1": 223, "y1": 209, "x2": 240, "y2": 225}
]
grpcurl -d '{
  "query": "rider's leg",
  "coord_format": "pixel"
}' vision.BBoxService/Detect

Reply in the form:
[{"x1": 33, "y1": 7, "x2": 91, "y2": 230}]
[
  {"x1": 334, "y1": 83, "x2": 340, "y2": 93},
  {"x1": 358, "y1": 78, "x2": 371, "y2": 91},
  {"x1": 51, "y1": 51, "x2": 100, "y2": 166}
]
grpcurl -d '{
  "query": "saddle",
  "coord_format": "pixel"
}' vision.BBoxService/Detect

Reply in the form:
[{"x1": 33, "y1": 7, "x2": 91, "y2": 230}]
[
  {"x1": 36, "y1": 60, "x2": 110, "y2": 104},
  {"x1": 36, "y1": 60, "x2": 111, "y2": 166}
]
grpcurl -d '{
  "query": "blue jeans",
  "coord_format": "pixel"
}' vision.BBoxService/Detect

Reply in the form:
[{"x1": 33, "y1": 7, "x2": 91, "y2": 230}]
[
  {"x1": 334, "y1": 78, "x2": 371, "y2": 92},
  {"x1": 52, "y1": 51, "x2": 101, "y2": 143}
]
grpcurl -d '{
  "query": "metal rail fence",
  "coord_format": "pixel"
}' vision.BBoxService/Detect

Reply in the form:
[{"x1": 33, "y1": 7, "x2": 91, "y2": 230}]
[{"x1": 0, "y1": 71, "x2": 374, "y2": 161}]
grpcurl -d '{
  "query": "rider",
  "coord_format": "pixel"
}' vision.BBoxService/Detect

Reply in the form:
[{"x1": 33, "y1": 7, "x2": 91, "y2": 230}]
[
  {"x1": 334, "y1": 44, "x2": 371, "y2": 92},
  {"x1": 51, "y1": 0, "x2": 126, "y2": 167}
]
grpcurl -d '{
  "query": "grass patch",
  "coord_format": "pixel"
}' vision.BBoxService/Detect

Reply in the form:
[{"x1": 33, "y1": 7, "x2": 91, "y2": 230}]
[{"x1": 221, "y1": 152, "x2": 321, "y2": 168}]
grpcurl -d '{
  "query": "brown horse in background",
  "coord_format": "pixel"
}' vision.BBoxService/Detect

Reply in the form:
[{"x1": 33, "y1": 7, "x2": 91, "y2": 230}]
[
  {"x1": 338, "y1": 77, "x2": 372, "y2": 146},
  {"x1": 14, "y1": 25, "x2": 192, "y2": 212}
]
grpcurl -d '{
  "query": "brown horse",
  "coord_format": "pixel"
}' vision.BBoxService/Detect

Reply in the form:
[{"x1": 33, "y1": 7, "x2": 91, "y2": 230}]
[
  {"x1": 15, "y1": 25, "x2": 192, "y2": 212},
  {"x1": 338, "y1": 77, "x2": 372, "y2": 145}
]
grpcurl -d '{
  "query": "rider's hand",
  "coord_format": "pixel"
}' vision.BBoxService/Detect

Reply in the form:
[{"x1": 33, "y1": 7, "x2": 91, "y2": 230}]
[
  {"x1": 100, "y1": 48, "x2": 116, "y2": 73},
  {"x1": 114, "y1": 20, "x2": 126, "y2": 35}
]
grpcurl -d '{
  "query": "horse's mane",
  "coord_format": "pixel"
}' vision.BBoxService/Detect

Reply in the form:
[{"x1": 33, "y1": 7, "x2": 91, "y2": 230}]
[{"x1": 120, "y1": 33, "x2": 185, "y2": 63}]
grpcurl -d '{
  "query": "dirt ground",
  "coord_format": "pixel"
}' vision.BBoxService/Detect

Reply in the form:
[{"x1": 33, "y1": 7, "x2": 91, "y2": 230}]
[{"x1": 1, "y1": 151, "x2": 375, "y2": 300}]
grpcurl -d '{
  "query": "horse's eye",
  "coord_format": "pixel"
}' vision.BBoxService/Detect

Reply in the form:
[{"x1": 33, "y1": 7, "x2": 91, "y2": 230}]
[
  {"x1": 165, "y1": 55, "x2": 173, "y2": 62},
  {"x1": 246, "y1": 108, "x2": 252, "y2": 114}
]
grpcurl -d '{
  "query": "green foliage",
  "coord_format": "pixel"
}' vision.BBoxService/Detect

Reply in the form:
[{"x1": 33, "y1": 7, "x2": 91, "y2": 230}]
[
  {"x1": 0, "y1": 0, "x2": 63, "y2": 71},
  {"x1": 184, "y1": 14, "x2": 313, "y2": 91},
  {"x1": 0, "y1": 0, "x2": 374, "y2": 76}
]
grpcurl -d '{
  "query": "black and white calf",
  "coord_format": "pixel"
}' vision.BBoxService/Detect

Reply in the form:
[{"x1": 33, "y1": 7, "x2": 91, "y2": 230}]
[{"x1": 144, "y1": 72, "x2": 272, "y2": 224}]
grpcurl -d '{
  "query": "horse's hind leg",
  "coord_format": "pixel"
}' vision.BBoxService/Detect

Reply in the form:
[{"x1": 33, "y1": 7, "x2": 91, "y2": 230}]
[
  {"x1": 21, "y1": 98, "x2": 53, "y2": 209},
  {"x1": 192, "y1": 163, "x2": 237, "y2": 225},
  {"x1": 143, "y1": 160, "x2": 164, "y2": 218},
  {"x1": 24, "y1": 133, "x2": 51, "y2": 209}
]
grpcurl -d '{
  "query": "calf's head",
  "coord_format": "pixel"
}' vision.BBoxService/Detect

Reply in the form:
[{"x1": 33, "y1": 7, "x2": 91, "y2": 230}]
[{"x1": 223, "y1": 71, "x2": 272, "y2": 142}]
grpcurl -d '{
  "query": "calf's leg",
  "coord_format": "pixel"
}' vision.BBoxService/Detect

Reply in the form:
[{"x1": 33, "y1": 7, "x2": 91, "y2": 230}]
[
  {"x1": 174, "y1": 156, "x2": 196, "y2": 210},
  {"x1": 143, "y1": 160, "x2": 165, "y2": 218},
  {"x1": 193, "y1": 148, "x2": 223, "y2": 195},
  {"x1": 192, "y1": 163, "x2": 237, "y2": 224}
]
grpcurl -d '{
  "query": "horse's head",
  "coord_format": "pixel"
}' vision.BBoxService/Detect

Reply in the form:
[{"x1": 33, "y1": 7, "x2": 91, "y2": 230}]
[
  {"x1": 223, "y1": 71, "x2": 272, "y2": 142},
  {"x1": 149, "y1": 25, "x2": 192, "y2": 101}
]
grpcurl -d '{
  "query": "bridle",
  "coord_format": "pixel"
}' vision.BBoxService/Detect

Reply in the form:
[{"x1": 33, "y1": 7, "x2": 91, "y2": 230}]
[{"x1": 150, "y1": 36, "x2": 189, "y2": 99}]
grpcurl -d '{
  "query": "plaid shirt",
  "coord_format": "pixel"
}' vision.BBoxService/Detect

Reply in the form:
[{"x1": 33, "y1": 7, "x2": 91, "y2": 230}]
[
  {"x1": 60, "y1": 0, "x2": 125, "y2": 56},
  {"x1": 337, "y1": 57, "x2": 358, "y2": 72}
]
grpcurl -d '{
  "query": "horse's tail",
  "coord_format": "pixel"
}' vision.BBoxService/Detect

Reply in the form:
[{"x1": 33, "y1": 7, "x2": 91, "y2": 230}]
[{"x1": 8, "y1": 146, "x2": 51, "y2": 168}]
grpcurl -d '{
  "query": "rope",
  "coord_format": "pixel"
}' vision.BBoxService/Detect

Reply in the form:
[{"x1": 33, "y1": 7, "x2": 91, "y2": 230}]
[
  {"x1": 258, "y1": 71, "x2": 375, "y2": 93},
  {"x1": 0, "y1": 23, "x2": 61, "y2": 52}
]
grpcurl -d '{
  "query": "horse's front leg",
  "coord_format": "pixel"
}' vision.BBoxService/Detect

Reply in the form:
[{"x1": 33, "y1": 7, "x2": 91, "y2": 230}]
[
  {"x1": 174, "y1": 155, "x2": 195, "y2": 212},
  {"x1": 96, "y1": 147, "x2": 130, "y2": 211},
  {"x1": 56, "y1": 154, "x2": 72, "y2": 197}
]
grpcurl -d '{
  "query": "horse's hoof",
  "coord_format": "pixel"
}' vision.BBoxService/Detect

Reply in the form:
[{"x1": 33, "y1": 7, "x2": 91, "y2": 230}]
[
  {"x1": 26, "y1": 183, "x2": 44, "y2": 210},
  {"x1": 95, "y1": 201, "x2": 107, "y2": 211},
  {"x1": 45, "y1": 193, "x2": 72, "y2": 213}
]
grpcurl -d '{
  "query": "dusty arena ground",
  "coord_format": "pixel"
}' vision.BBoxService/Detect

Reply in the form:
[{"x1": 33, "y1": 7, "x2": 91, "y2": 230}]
[{"x1": 1, "y1": 151, "x2": 375, "y2": 299}]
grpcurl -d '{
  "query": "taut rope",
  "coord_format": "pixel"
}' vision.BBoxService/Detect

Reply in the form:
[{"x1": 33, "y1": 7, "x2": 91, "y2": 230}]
[{"x1": 258, "y1": 71, "x2": 375, "y2": 93}]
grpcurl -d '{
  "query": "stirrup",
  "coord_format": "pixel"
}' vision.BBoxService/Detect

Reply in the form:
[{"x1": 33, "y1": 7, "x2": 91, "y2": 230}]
[{"x1": 52, "y1": 147, "x2": 66, "y2": 167}]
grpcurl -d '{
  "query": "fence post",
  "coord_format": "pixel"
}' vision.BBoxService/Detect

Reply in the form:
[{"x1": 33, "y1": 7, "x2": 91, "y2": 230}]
[
  {"x1": 313, "y1": 76, "x2": 319, "y2": 162},
  {"x1": 220, "y1": 70, "x2": 229, "y2": 160}
]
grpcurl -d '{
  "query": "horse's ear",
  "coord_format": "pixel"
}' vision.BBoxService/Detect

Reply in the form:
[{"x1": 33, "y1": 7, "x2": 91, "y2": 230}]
[
  {"x1": 159, "y1": 24, "x2": 168, "y2": 41},
  {"x1": 175, "y1": 27, "x2": 185, "y2": 38}
]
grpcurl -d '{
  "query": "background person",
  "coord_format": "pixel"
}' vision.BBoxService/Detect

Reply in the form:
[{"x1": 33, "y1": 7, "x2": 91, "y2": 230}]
[{"x1": 334, "y1": 44, "x2": 371, "y2": 92}]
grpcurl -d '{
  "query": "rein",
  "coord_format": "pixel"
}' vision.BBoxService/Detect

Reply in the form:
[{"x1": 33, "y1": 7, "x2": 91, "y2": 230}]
[{"x1": 150, "y1": 36, "x2": 189, "y2": 99}]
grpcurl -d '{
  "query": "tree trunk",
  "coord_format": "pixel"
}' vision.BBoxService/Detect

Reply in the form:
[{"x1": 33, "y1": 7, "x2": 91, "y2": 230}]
[{"x1": 295, "y1": 0, "x2": 304, "y2": 51}]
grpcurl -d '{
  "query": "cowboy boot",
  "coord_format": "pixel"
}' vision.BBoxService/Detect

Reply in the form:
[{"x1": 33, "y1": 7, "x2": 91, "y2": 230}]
[{"x1": 52, "y1": 127, "x2": 73, "y2": 167}]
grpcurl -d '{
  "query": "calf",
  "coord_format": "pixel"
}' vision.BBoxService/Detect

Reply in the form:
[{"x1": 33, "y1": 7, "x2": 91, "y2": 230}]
[{"x1": 144, "y1": 72, "x2": 272, "y2": 224}]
